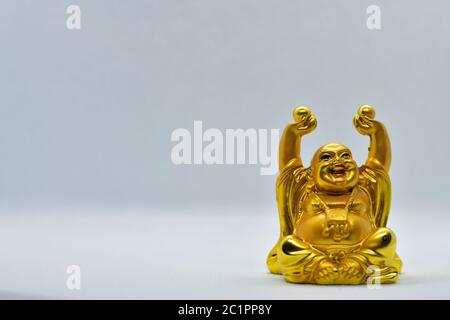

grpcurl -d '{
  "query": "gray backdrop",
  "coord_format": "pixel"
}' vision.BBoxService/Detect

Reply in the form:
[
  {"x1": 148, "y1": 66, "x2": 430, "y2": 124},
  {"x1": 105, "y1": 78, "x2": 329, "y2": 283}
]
[{"x1": 1, "y1": 0, "x2": 449, "y2": 299}]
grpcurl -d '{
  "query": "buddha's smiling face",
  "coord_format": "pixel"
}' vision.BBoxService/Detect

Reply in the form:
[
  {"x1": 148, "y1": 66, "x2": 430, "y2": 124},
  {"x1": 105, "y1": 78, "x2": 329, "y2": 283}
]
[{"x1": 311, "y1": 143, "x2": 359, "y2": 193}]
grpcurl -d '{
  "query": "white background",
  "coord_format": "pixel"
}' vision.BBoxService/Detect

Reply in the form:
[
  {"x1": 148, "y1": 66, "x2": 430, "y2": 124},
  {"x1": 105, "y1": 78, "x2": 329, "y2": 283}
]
[{"x1": 1, "y1": 1, "x2": 449, "y2": 299}]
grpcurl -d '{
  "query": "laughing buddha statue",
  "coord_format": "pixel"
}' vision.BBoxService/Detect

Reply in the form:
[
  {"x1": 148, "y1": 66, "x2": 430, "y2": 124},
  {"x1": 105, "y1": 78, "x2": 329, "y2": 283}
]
[{"x1": 267, "y1": 105, "x2": 402, "y2": 285}]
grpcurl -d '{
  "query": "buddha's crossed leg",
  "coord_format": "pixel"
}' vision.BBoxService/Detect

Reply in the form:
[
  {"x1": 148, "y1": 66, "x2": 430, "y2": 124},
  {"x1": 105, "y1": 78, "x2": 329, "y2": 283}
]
[{"x1": 269, "y1": 228, "x2": 402, "y2": 284}]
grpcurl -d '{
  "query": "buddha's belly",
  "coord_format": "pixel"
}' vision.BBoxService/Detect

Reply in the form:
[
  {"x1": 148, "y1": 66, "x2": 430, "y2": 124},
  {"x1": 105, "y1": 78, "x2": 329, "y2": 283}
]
[{"x1": 294, "y1": 213, "x2": 373, "y2": 248}]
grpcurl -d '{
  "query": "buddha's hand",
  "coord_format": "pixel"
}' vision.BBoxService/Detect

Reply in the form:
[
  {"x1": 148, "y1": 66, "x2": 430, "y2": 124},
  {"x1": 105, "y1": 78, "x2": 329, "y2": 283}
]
[
  {"x1": 353, "y1": 105, "x2": 382, "y2": 136},
  {"x1": 287, "y1": 106, "x2": 317, "y2": 136}
]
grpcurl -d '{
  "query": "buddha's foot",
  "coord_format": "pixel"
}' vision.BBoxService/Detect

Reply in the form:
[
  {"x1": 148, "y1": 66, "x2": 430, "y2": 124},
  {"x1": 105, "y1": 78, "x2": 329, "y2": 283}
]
[
  {"x1": 310, "y1": 258, "x2": 364, "y2": 284},
  {"x1": 338, "y1": 258, "x2": 365, "y2": 284},
  {"x1": 284, "y1": 257, "x2": 371, "y2": 284},
  {"x1": 313, "y1": 260, "x2": 340, "y2": 284}
]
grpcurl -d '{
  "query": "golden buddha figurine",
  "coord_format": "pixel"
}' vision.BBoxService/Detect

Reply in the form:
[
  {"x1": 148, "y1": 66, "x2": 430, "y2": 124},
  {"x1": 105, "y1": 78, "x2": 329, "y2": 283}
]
[{"x1": 267, "y1": 105, "x2": 402, "y2": 284}]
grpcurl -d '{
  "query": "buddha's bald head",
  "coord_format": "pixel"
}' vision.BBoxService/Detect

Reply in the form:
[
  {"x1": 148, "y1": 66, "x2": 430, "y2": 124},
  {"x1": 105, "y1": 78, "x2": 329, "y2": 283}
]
[{"x1": 311, "y1": 143, "x2": 359, "y2": 193}]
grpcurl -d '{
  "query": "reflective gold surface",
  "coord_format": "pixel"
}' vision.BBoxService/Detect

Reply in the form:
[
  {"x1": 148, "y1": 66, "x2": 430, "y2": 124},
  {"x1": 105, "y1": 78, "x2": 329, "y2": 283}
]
[{"x1": 267, "y1": 105, "x2": 402, "y2": 284}]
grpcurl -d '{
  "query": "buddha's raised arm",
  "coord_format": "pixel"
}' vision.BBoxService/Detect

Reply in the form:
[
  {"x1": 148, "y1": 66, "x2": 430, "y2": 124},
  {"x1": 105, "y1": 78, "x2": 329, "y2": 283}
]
[
  {"x1": 279, "y1": 107, "x2": 317, "y2": 171},
  {"x1": 353, "y1": 105, "x2": 391, "y2": 172}
]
